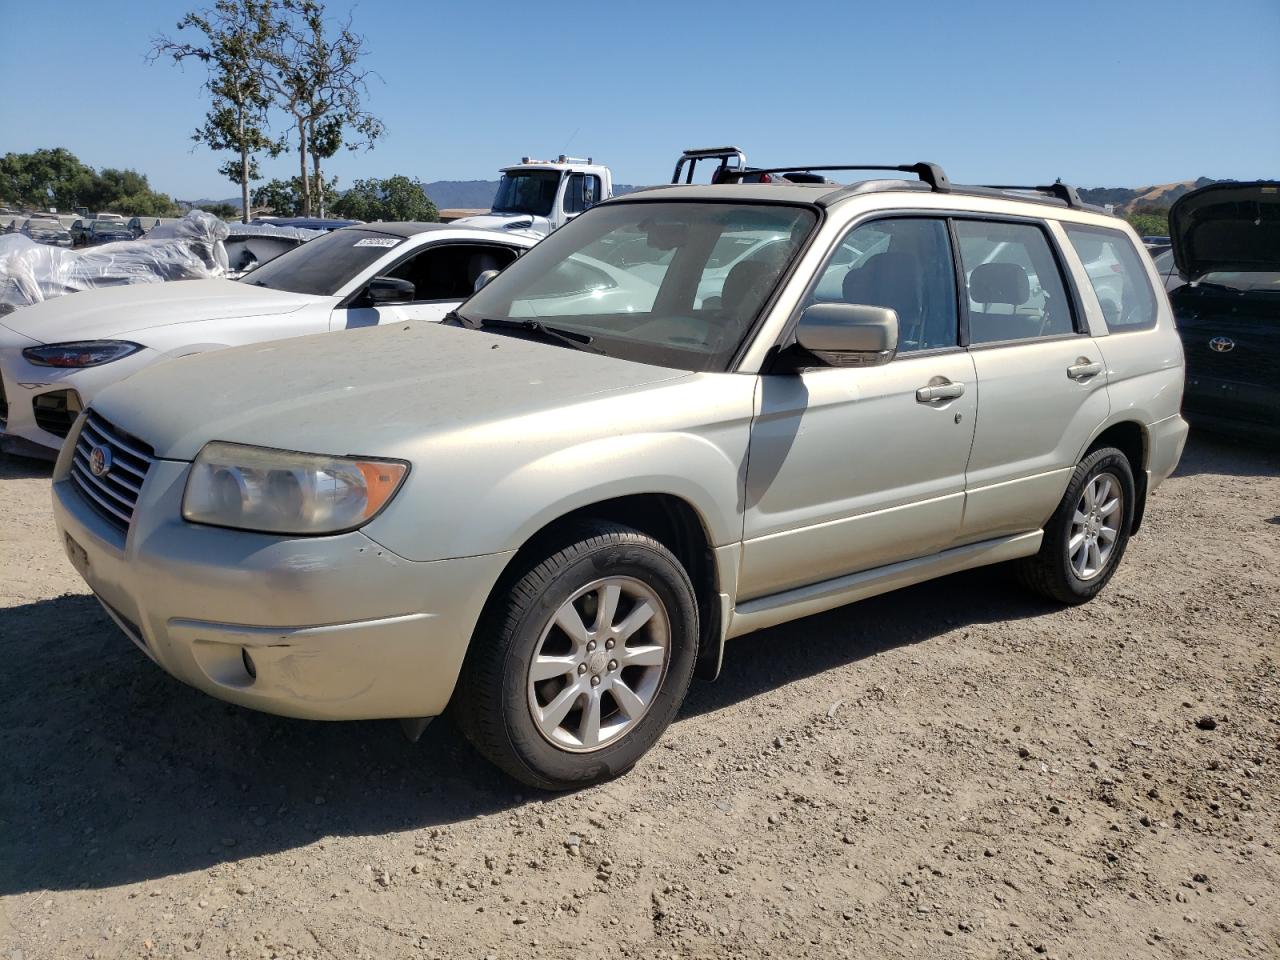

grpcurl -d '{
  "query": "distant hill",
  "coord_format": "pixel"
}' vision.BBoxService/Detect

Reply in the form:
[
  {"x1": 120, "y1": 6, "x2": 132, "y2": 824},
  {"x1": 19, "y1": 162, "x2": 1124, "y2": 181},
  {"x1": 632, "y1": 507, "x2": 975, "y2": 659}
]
[{"x1": 1078, "y1": 177, "x2": 1220, "y2": 212}]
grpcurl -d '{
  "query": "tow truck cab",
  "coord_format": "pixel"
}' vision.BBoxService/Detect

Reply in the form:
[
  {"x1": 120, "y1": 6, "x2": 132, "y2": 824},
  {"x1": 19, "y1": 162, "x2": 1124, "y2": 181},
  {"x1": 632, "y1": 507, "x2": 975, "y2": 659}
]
[{"x1": 456, "y1": 156, "x2": 614, "y2": 237}]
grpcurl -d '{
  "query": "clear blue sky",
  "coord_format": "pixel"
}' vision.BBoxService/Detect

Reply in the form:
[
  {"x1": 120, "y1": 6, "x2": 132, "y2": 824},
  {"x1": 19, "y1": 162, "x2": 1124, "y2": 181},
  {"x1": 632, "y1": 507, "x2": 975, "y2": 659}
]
[{"x1": 2, "y1": 0, "x2": 1277, "y2": 200}]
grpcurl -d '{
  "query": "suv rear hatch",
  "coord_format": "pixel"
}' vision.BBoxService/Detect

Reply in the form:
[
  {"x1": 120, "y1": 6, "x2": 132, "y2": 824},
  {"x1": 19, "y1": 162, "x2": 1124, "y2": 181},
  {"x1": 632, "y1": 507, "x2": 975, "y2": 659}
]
[{"x1": 1168, "y1": 181, "x2": 1280, "y2": 432}]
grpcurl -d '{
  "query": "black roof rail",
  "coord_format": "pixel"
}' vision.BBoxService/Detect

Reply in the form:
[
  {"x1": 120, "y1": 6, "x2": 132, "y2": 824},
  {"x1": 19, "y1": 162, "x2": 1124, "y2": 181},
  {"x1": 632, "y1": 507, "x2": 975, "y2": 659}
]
[
  {"x1": 979, "y1": 180, "x2": 1082, "y2": 208},
  {"x1": 718, "y1": 162, "x2": 950, "y2": 193}
]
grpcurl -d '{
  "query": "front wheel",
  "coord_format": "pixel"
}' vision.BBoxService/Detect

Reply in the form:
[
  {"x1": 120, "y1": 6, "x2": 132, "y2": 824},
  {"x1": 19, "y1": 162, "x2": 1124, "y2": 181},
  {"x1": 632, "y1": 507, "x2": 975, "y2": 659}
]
[
  {"x1": 454, "y1": 521, "x2": 699, "y2": 790},
  {"x1": 1016, "y1": 446, "x2": 1136, "y2": 605}
]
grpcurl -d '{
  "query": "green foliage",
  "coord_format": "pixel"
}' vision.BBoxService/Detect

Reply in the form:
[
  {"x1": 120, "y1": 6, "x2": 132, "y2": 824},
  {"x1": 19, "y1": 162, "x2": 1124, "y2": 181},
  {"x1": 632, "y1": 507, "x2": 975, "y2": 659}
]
[
  {"x1": 0, "y1": 148, "x2": 177, "y2": 215},
  {"x1": 152, "y1": 0, "x2": 285, "y2": 221},
  {"x1": 201, "y1": 202, "x2": 241, "y2": 219},
  {"x1": 251, "y1": 174, "x2": 337, "y2": 216},
  {"x1": 1125, "y1": 206, "x2": 1170, "y2": 237},
  {"x1": 331, "y1": 176, "x2": 437, "y2": 222}
]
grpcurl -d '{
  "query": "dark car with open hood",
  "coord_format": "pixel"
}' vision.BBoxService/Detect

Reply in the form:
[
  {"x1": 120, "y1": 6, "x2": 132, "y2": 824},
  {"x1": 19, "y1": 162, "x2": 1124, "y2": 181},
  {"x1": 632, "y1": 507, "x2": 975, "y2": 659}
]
[{"x1": 1168, "y1": 181, "x2": 1280, "y2": 439}]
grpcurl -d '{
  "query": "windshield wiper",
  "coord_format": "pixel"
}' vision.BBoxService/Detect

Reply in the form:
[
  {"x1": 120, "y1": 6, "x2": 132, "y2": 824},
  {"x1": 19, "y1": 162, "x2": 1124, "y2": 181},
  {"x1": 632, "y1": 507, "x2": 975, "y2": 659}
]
[{"x1": 455, "y1": 315, "x2": 602, "y2": 353}]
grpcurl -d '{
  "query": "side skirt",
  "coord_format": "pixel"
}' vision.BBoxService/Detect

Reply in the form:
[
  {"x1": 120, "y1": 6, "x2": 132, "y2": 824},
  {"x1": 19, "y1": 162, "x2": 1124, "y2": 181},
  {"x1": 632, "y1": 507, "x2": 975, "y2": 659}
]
[{"x1": 725, "y1": 530, "x2": 1043, "y2": 640}]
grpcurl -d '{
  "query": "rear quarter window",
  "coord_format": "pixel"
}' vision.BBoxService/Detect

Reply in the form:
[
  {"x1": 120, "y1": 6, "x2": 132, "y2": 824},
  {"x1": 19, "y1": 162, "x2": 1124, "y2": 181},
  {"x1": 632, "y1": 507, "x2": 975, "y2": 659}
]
[{"x1": 1064, "y1": 225, "x2": 1159, "y2": 332}]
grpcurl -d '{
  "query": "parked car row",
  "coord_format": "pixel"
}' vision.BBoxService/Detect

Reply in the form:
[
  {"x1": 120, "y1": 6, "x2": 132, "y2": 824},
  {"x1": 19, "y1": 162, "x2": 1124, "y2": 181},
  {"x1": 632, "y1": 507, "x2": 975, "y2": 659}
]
[{"x1": 3, "y1": 153, "x2": 1208, "y2": 790}]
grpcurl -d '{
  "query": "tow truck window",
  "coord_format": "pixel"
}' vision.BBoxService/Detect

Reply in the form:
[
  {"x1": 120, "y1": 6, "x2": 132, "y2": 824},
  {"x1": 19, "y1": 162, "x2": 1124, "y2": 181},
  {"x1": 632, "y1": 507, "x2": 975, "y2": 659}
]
[{"x1": 492, "y1": 170, "x2": 560, "y2": 217}]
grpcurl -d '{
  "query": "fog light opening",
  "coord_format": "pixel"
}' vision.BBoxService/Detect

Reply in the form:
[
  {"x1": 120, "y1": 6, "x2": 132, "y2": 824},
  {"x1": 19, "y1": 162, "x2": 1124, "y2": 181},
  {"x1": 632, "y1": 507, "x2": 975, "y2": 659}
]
[{"x1": 241, "y1": 647, "x2": 257, "y2": 680}]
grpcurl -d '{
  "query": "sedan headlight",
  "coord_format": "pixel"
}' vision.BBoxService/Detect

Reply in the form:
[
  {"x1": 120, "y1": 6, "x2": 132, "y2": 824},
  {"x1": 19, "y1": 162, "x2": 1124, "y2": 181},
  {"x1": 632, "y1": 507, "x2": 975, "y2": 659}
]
[
  {"x1": 23, "y1": 340, "x2": 143, "y2": 368},
  {"x1": 182, "y1": 442, "x2": 409, "y2": 535}
]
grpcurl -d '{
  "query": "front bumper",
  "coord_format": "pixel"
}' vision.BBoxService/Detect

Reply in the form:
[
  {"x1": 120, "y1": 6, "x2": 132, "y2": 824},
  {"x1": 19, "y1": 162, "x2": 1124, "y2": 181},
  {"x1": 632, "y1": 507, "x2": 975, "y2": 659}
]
[{"x1": 51, "y1": 423, "x2": 513, "y2": 721}]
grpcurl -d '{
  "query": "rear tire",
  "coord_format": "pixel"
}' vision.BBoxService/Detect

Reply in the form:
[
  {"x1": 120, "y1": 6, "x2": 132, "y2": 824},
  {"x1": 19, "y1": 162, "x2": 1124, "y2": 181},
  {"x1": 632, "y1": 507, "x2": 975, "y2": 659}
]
[
  {"x1": 1016, "y1": 446, "x2": 1135, "y2": 605},
  {"x1": 454, "y1": 521, "x2": 699, "y2": 790}
]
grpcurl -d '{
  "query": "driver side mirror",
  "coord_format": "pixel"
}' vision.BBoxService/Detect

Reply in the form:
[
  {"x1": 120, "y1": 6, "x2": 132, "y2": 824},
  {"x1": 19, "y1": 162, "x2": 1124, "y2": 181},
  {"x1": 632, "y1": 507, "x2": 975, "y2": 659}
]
[
  {"x1": 473, "y1": 269, "x2": 500, "y2": 293},
  {"x1": 366, "y1": 275, "x2": 416, "y2": 305},
  {"x1": 793, "y1": 303, "x2": 898, "y2": 367}
]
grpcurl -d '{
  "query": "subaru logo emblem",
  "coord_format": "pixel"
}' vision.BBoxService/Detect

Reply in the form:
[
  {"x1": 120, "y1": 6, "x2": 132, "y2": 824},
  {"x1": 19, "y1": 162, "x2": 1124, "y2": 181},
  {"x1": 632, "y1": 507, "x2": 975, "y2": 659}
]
[
  {"x1": 1209, "y1": 336, "x2": 1235, "y2": 353},
  {"x1": 89, "y1": 444, "x2": 112, "y2": 477}
]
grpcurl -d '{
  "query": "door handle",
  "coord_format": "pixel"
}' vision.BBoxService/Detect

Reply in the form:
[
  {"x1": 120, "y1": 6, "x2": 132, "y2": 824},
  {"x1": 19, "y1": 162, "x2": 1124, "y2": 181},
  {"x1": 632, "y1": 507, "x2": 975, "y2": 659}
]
[
  {"x1": 915, "y1": 380, "x2": 965, "y2": 403},
  {"x1": 1067, "y1": 358, "x2": 1104, "y2": 381}
]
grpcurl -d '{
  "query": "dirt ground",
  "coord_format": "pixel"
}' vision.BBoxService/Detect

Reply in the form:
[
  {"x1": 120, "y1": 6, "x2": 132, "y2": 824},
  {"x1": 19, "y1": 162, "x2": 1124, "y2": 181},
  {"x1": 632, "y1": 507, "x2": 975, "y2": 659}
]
[{"x1": 1, "y1": 434, "x2": 1277, "y2": 960}]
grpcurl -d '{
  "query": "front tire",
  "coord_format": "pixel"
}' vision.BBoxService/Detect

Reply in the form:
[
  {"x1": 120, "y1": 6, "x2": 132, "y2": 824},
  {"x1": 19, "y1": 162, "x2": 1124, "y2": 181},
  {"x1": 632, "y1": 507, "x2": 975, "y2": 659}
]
[
  {"x1": 454, "y1": 521, "x2": 699, "y2": 790},
  {"x1": 1017, "y1": 446, "x2": 1135, "y2": 605}
]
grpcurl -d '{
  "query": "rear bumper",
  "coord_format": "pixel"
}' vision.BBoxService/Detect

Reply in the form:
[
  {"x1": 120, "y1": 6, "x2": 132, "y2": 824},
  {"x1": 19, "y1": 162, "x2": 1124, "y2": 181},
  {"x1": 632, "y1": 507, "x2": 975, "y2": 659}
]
[
  {"x1": 1146, "y1": 413, "x2": 1189, "y2": 492},
  {"x1": 1183, "y1": 374, "x2": 1280, "y2": 439},
  {"x1": 52, "y1": 443, "x2": 513, "y2": 721}
]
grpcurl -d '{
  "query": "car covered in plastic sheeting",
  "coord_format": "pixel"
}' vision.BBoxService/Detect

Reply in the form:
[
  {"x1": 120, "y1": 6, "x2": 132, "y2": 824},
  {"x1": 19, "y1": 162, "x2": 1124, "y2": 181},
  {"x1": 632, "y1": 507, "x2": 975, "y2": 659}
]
[
  {"x1": 220, "y1": 222, "x2": 327, "y2": 278},
  {"x1": 0, "y1": 210, "x2": 229, "y2": 315}
]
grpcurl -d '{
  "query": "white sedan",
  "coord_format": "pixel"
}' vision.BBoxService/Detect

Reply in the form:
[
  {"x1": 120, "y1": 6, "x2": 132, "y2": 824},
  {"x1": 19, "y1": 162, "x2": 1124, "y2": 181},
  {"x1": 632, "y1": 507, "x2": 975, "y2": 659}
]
[{"x1": 0, "y1": 223, "x2": 536, "y2": 457}]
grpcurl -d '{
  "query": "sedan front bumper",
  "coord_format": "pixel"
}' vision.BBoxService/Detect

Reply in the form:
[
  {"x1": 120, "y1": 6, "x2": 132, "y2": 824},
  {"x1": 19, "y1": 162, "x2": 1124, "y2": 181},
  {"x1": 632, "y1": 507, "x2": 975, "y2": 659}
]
[{"x1": 51, "y1": 422, "x2": 513, "y2": 721}]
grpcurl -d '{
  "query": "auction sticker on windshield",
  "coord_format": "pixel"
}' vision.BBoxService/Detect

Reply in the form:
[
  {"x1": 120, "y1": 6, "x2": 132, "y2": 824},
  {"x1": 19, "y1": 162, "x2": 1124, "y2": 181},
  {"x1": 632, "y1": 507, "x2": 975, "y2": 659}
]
[{"x1": 353, "y1": 237, "x2": 400, "y2": 247}]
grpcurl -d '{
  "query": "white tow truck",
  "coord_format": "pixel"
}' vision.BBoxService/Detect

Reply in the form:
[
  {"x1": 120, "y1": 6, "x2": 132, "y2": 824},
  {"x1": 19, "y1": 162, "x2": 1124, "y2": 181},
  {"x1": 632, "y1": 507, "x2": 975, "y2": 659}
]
[{"x1": 456, "y1": 156, "x2": 614, "y2": 237}]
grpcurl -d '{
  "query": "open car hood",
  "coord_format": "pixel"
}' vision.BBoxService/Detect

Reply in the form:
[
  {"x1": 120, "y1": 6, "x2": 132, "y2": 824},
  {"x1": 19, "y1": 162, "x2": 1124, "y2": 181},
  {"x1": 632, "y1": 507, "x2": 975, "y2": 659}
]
[{"x1": 1169, "y1": 181, "x2": 1280, "y2": 280}]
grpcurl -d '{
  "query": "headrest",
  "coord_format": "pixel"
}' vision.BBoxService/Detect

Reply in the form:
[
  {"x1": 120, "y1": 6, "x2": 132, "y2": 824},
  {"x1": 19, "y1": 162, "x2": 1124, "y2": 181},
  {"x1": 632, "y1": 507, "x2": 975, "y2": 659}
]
[
  {"x1": 969, "y1": 262, "x2": 1029, "y2": 306},
  {"x1": 842, "y1": 251, "x2": 920, "y2": 305}
]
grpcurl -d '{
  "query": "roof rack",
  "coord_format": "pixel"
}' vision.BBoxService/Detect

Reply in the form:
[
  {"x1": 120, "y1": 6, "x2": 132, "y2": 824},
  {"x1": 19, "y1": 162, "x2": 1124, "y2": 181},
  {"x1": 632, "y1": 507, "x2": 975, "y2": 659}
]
[
  {"x1": 979, "y1": 180, "x2": 1082, "y2": 208},
  {"x1": 672, "y1": 147, "x2": 749, "y2": 185},
  {"x1": 718, "y1": 162, "x2": 951, "y2": 193}
]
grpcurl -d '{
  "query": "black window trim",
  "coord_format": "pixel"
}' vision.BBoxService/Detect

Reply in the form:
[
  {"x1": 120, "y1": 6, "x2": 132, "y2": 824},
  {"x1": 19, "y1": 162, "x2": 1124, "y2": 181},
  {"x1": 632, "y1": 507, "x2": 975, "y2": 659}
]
[
  {"x1": 337, "y1": 239, "x2": 525, "y2": 308},
  {"x1": 1060, "y1": 221, "x2": 1160, "y2": 334},
  {"x1": 948, "y1": 211, "x2": 1089, "y2": 343}
]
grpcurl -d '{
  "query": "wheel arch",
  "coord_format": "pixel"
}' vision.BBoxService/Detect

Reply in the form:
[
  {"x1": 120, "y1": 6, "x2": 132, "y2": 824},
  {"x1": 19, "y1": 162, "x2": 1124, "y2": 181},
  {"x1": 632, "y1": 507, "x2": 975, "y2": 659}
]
[
  {"x1": 483, "y1": 492, "x2": 726, "y2": 682},
  {"x1": 1083, "y1": 419, "x2": 1149, "y2": 534}
]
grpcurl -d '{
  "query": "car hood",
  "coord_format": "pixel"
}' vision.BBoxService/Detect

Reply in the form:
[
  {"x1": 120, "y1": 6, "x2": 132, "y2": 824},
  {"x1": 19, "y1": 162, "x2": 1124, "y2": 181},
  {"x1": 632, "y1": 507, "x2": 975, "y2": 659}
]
[
  {"x1": 91, "y1": 322, "x2": 691, "y2": 461},
  {"x1": 0, "y1": 277, "x2": 329, "y2": 343},
  {"x1": 452, "y1": 213, "x2": 549, "y2": 237},
  {"x1": 1169, "y1": 181, "x2": 1280, "y2": 280}
]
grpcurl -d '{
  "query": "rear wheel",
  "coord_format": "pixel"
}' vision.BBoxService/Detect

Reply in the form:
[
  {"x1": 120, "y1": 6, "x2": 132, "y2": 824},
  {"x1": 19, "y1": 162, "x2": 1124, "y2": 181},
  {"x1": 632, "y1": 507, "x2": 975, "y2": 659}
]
[
  {"x1": 454, "y1": 521, "x2": 698, "y2": 790},
  {"x1": 1017, "y1": 446, "x2": 1135, "y2": 605}
]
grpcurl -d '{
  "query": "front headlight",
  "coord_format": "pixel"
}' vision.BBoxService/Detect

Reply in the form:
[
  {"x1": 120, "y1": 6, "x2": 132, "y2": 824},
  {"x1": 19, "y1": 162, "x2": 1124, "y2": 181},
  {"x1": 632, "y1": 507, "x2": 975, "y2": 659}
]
[
  {"x1": 23, "y1": 340, "x2": 143, "y2": 368},
  {"x1": 182, "y1": 442, "x2": 409, "y2": 535}
]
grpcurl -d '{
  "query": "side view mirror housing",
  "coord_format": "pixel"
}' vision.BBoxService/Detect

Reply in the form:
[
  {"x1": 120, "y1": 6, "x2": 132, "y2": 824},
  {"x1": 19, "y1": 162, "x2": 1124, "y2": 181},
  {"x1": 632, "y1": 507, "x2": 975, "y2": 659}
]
[
  {"x1": 366, "y1": 276, "x2": 416, "y2": 305},
  {"x1": 793, "y1": 303, "x2": 899, "y2": 367},
  {"x1": 473, "y1": 269, "x2": 500, "y2": 293}
]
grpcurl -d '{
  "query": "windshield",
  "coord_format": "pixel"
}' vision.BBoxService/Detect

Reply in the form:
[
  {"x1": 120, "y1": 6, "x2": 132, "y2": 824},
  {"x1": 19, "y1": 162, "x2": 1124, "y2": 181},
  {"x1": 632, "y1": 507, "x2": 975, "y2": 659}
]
[
  {"x1": 239, "y1": 228, "x2": 403, "y2": 296},
  {"x1": 491, "y1": 170, "x2": 561, "y2": 217},
  {"x1": 460, "y1": 201, "x2": 817, "y2": 371},
  {"x1": 92, "y1": 220, "x2": 124, "y2": 230}
]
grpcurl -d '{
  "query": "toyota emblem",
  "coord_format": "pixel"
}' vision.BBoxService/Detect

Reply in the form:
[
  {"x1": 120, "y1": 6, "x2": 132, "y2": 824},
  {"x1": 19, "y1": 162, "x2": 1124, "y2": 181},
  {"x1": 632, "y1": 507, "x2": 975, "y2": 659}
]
[
  {"x1": 1209, "y1": 336, "x2": 1235, "y2": 353},
  {"x1": 89, "y1": 444, "x2": 112, "y2": 477}
]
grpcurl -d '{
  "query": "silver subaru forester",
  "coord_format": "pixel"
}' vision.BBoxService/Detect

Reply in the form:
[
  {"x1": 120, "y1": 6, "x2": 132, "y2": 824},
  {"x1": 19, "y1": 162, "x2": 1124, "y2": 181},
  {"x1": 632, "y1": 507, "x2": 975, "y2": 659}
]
[{"x1": 51, "y1": 165, "x2": 1187, "y2": 789}]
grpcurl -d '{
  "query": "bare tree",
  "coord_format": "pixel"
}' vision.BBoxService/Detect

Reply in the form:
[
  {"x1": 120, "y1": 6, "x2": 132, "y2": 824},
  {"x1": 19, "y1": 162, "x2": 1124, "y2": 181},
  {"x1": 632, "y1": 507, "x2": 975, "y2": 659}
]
[
  {"x1": 151, "y1": 0, "x2": 284, "y2": 223},
  {"x1": 260, "y1": 0, "x2": 383, "y2": 217}
]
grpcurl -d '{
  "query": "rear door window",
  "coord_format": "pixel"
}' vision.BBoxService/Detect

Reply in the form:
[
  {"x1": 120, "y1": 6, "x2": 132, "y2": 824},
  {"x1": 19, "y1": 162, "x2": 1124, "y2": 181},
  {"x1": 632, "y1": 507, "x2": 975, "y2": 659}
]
[
  {"x1": 954, "y1": 220, "x2": 1076, "y2": 344},
  {"x1": 1064, "y1": 225, "x2": 1159, "y2": 331}
]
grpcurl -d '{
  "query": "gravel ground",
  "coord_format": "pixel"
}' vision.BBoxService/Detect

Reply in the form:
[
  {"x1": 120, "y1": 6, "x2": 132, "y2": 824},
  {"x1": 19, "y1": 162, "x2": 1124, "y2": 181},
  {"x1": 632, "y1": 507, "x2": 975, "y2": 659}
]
[{"x1": 1, "y1": 433, "x2": 1277, "y2": 960}]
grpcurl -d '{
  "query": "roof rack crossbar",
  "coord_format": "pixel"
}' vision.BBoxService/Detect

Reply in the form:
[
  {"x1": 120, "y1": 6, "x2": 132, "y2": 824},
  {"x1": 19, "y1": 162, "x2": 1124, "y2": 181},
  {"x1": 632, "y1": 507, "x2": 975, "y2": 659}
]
[
  {"x1": 979, "y1": 181, "x2": 1082, "y2": 208},
  {"x1": 672, "y1": 147, "x2": 748, "y2": 185},
  {"x1": 719, "y1": 162, "x2": 951, "y2": 192}
]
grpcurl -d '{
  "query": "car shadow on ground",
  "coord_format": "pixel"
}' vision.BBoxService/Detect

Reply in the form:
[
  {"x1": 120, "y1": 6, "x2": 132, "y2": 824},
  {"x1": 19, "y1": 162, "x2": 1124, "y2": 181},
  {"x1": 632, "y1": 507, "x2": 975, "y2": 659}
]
[
  {"x1": 0, "y1": 452, "x2": 55, "y2": 480},
  {"x1": 0, "y1": 566, "x2": 1053, "y2": 896},
  {"x1": 1171, "y1": 430, "x2": 1280, "y2": 479}
]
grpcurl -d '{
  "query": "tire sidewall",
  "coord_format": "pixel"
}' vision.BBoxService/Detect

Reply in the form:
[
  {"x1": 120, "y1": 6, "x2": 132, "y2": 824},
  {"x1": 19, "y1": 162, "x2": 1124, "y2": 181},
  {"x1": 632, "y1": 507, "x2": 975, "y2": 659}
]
[
  {"x1": 498, "y1": 538, "x2": 698, "y2": 788},
  {"x1": 1049, "y1": 448, "x2": 1136, "y2": 600}
]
